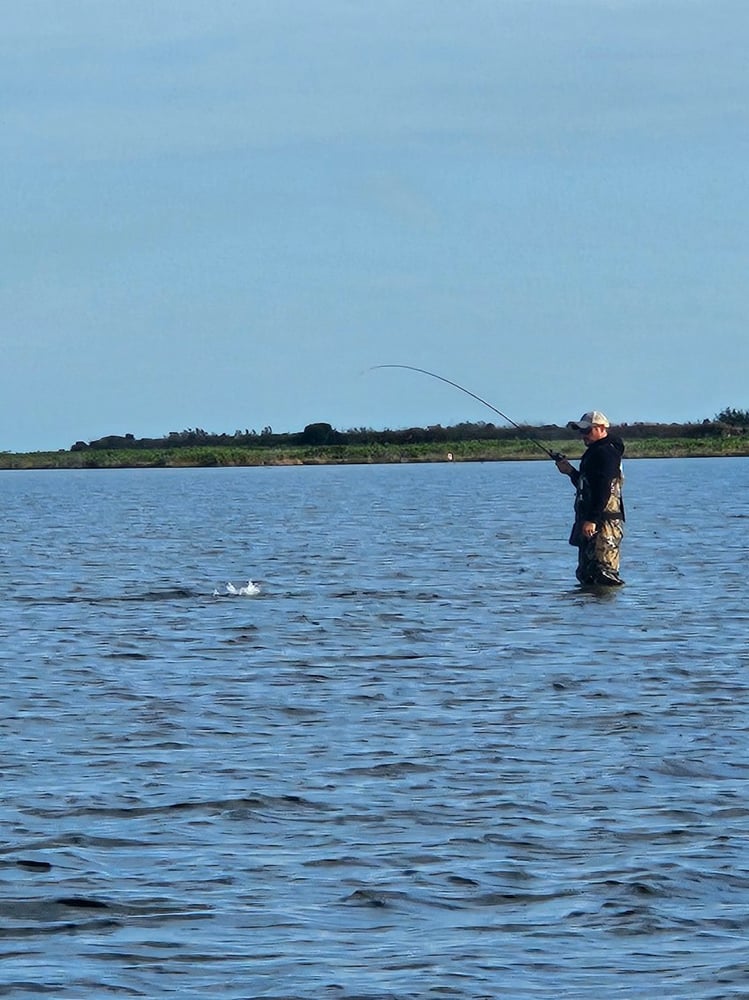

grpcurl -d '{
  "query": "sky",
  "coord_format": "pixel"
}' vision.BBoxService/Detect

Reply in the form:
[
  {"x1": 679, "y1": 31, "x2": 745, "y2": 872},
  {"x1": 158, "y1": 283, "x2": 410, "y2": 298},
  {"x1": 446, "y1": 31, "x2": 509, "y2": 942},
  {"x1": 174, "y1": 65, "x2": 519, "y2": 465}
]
[{"x1": 3, "y1": 0, "x2": 748, "y2": 451}]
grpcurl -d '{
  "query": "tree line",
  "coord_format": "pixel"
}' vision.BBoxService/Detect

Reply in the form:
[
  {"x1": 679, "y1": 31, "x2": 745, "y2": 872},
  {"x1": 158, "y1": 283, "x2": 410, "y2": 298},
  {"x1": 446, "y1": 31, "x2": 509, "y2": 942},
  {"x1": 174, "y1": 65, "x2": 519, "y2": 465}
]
[{"x1": 70, "y1": 408, "x2": 748, "y2": 453}]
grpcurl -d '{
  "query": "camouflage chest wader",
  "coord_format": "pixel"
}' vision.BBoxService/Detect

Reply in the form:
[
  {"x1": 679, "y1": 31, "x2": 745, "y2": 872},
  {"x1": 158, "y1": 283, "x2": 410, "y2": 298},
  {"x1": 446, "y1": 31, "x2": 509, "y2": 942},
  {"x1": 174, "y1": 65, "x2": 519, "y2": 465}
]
[{"x1": 571, "y1": 471, "x2": 624, "y2": 586}]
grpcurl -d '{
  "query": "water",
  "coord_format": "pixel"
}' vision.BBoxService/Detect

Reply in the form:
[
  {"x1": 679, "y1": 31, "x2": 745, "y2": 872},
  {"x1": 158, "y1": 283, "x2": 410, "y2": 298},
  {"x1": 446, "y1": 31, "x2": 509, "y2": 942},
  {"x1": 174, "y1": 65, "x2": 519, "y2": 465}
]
[{"x1": 1, "y1": 459, "x2": 747, "y2": 999}]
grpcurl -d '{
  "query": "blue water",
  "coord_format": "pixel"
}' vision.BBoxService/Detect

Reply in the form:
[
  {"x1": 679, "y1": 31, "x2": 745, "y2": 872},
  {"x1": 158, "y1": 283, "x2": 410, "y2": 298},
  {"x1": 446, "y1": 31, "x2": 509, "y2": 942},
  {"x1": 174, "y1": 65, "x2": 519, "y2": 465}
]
[{"x1": 1, "y1": 459, "x2": 747, "y2": 998}]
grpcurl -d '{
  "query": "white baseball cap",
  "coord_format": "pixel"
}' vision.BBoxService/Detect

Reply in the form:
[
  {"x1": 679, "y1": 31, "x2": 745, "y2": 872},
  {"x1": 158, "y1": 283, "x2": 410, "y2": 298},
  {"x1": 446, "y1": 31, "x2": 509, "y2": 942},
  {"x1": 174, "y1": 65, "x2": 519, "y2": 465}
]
[{"x1": 567, "y1": 411, "x2": 610, "y2": 431}]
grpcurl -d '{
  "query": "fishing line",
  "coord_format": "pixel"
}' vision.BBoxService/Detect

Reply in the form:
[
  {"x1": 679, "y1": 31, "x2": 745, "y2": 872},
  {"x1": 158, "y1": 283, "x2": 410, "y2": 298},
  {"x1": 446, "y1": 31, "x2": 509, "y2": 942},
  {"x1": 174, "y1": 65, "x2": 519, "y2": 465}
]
[{"x1": 370, "y1": 364, "x2": 564, "y2": 460}]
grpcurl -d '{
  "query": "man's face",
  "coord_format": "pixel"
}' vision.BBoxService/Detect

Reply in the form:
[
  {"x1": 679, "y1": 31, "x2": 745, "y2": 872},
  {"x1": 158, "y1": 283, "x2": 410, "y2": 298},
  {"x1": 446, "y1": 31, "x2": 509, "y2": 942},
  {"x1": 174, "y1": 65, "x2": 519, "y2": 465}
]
[{"x1": 580, "y1": 423, "x2": 608, "y2": 446}]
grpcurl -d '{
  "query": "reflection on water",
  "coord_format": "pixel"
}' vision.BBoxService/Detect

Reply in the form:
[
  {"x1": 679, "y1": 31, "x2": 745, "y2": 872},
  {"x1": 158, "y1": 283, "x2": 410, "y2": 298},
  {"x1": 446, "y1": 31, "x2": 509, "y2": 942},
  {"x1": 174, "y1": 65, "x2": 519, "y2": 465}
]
[{"x1": 1, "y1": 460, "x2": 747, "y2": 998}]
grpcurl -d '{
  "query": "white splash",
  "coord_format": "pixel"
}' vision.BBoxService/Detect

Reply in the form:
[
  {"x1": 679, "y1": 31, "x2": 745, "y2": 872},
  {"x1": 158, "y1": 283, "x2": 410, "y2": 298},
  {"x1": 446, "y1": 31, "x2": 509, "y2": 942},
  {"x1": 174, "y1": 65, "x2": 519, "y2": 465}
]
[{"x1": 227, "y1": 580, "x2": 262, "y2": 597}]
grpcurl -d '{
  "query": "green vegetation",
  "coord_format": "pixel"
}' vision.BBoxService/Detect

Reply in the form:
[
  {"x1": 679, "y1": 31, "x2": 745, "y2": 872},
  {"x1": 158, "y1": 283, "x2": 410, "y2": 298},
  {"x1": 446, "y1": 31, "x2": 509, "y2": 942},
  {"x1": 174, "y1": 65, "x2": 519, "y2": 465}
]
[
  {"x1": 1, "y1": 410, "x2": 747, "y2": 469},
  {"x1": 2, "y1": 433, "x2": 748, "y2": 470},
  {"x1": 715, "y1": 407, "x2": 749, "y2": 428}
]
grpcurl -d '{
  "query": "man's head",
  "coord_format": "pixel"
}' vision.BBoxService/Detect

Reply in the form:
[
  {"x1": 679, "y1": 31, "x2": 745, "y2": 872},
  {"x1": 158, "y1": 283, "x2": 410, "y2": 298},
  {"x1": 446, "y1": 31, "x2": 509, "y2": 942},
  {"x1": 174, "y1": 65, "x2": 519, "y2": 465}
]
[{"x1": 567, "y1": 411, "x2": 610, "y2": 445}]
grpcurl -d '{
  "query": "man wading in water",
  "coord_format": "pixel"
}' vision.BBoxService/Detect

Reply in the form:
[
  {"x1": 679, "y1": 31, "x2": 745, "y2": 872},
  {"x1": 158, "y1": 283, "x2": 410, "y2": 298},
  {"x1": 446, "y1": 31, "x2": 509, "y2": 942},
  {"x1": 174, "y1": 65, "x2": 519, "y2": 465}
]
[{"x1": 555, "y1": 411, "x2": 625, "y2": 586}]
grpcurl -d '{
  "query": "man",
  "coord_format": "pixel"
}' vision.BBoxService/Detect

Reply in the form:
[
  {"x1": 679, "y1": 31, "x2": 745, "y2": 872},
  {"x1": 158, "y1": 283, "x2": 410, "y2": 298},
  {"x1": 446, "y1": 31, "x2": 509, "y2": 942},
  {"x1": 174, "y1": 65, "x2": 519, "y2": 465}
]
[{"x1": 555, "y1": 411, "x2": 625, "y2": 586}]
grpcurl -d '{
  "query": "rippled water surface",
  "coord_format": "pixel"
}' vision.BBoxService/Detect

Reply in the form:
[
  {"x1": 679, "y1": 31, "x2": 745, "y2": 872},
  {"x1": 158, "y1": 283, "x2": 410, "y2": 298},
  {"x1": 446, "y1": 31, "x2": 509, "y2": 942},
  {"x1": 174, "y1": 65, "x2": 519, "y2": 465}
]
[{"x1": 1, "y1": 459, "x2": 748, "y2": 998}]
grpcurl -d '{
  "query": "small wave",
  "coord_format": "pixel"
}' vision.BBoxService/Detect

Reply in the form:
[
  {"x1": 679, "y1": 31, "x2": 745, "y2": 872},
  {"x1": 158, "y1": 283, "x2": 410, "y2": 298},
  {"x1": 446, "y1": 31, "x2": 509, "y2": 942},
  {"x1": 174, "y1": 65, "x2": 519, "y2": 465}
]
[{"x1": 345, "y1": 888, "x2": 407, "y2": 908}]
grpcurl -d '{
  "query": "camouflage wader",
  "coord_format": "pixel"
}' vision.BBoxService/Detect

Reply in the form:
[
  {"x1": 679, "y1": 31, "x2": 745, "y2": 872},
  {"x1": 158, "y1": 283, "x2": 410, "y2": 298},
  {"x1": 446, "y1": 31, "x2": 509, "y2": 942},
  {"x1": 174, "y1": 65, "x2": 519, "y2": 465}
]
[
  {"x1": 571, "y1": 473, "x2": 624, "y2": 586},
  {"x1": 575, "y1": 518, "x2": 624, "y2": 585}
]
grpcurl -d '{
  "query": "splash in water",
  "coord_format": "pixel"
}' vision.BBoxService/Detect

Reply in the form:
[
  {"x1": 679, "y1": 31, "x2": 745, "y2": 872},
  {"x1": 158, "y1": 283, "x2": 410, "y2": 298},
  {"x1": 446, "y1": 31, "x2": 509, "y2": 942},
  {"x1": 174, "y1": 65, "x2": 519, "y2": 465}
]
[{"x1": 214, "y1": 580, "x2": 262, "y2": 597}]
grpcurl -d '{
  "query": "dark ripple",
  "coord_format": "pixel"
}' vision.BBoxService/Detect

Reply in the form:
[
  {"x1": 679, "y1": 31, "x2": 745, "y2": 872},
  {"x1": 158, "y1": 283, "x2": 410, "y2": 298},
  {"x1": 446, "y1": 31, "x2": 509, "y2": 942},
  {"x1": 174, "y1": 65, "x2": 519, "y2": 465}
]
[
  {"x1": 21, "y1": 793, "x2": 328, "y2": 821},
  {"x1": 0, "y1": 893, "x2": 214, "y2": 939},
  {"x1": 14, "y1": 587, "x2": 199, "y2": 605}
]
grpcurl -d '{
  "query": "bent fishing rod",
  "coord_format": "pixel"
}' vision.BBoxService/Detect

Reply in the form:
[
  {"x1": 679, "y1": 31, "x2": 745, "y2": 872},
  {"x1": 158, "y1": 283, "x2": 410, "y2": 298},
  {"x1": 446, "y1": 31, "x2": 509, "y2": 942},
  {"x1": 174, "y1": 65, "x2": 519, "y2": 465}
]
[{"x1": 370, "y1": 364, "x2": 565, "y2": 461}]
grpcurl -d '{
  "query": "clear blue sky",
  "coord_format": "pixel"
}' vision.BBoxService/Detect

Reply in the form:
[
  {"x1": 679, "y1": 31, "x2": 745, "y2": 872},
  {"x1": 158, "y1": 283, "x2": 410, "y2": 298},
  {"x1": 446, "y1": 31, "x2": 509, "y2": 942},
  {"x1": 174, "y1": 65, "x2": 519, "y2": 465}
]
[{"x1": 3, "y1": 0, "x2": 747, "y2": 451}]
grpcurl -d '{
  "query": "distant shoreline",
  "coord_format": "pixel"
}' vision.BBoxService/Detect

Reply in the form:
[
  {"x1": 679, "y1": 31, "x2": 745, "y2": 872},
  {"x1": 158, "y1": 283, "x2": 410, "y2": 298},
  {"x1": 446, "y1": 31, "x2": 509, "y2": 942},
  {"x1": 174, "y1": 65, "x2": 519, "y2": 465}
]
[{"x1": 1, "y1": 436, "x2": 748, "y2": 470}]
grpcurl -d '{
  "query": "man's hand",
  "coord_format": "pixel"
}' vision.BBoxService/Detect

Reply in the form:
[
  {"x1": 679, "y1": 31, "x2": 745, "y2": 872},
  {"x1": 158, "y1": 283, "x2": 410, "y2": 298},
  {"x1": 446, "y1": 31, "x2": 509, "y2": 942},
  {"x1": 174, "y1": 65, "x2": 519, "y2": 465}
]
[
  {"x1": 581, "y1": 521, "x2": 597, "y2": 539},
  {"x1": 555, "y1": 458, "x2": 575, "y2": 477}
]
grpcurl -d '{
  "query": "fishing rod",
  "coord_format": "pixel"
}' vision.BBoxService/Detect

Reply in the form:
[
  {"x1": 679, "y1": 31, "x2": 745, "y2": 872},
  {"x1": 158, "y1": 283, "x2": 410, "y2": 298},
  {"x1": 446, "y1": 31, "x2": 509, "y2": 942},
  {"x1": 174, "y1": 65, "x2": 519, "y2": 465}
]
[{"x1": 370, "y1": 364, "x2": 565, "y2": 461}]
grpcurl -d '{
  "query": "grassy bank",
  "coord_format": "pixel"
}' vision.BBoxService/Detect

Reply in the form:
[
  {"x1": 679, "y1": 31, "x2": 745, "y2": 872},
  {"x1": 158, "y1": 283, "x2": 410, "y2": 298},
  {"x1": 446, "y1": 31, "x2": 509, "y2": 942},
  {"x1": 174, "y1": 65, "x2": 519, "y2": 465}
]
[{"x1": 1, "y1": 435, "x2": 748, "y2": 470}]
